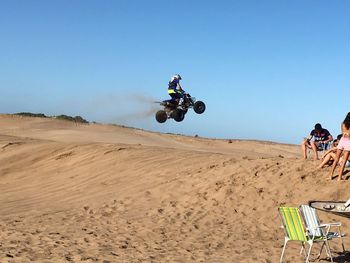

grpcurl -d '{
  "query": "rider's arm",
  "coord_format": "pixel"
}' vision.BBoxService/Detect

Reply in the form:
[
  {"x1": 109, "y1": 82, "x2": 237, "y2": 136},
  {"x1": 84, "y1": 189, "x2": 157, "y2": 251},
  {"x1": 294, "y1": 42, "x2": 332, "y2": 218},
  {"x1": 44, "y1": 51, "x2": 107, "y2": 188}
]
[{"x1": 177, "y1": 83, "x2": 184, "y2": 93}]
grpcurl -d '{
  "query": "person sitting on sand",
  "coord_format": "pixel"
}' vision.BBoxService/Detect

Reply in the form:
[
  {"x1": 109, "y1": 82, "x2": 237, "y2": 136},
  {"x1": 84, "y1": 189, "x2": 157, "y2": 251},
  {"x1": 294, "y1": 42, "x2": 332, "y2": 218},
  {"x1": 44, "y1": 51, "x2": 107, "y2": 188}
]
[
  {"x1": 329, "y1": 112, "x2": 350, "y2": 180},
  {"x1": 301, "y1": 123, "x2": 333, "y2": 160},
  {"x1": 317, "y1": 135, "x2": 349, "y2": 169}
]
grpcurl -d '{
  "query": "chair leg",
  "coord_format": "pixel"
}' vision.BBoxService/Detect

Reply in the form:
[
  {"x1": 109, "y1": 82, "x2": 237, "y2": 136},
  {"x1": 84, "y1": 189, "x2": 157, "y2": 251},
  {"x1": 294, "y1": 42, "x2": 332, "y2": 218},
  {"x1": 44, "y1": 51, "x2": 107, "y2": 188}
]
[
  {"x1": 339, "y1": 230, "x2": 345, "y2": 252},
  {"x1": 306, "y1": 243, "x2": 312, "y2": 263},
  {"x1": 280, "y1": 238, "x2": 288, "y2": 263},
  {"x1": 340, "y1": 236, "x2": 345, "y2": 252},
  {"x1": 317, "y1": 242, "x2": 325, "y2": 259},
  {"x1": 324, "y1": 240, "x2": 333, "y2": 263},
  {"x1": 300, "y1": 242, "x2": 307, "y2": 258}
]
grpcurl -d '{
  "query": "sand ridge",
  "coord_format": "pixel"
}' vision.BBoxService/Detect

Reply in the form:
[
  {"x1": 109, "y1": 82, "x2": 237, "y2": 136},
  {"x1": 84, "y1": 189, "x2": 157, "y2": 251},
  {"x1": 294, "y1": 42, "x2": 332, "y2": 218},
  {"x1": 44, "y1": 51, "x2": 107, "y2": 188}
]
[{"x1": 0, "y1": 115, "x2": 349, "y2": 262}]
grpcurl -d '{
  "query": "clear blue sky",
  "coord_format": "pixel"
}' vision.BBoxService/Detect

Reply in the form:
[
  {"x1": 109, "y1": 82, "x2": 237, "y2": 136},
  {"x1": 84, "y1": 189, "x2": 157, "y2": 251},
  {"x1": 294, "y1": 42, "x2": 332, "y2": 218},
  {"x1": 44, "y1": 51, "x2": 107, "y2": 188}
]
[{"x1": 1, "y1": 0, "x2": 349, "y2": 144}]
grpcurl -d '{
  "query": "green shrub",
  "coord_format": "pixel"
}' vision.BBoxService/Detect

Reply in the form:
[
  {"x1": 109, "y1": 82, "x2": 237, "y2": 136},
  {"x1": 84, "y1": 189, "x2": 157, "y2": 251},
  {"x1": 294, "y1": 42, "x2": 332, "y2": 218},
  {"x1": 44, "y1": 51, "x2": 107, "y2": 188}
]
[
  {"x1": 73, "y1": 116, "x2": 89, "y2": 124},
  {"x1": 15, "y1": 112, "x2": 47, "y2": 118},
  {"x1": 56, "y1": 115, "x2": 74, "y2": 122},
  {"x1": 56, "y1": 115, "x2": 89, "y2": 123},
  {"x1": 14, "y1": 112, "x2": 88, "y2": 123}
]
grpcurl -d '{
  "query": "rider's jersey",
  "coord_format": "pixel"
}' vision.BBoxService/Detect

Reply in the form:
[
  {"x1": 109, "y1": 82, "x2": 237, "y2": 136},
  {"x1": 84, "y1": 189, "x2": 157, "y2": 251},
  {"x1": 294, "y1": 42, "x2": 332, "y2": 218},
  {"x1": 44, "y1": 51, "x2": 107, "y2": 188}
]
[
  {"x1": 168, "y1": 78, "x2": 179, "y2": 89},
  {"x1": 168, "y1": 79, "x2": 182, "y2": 94}
]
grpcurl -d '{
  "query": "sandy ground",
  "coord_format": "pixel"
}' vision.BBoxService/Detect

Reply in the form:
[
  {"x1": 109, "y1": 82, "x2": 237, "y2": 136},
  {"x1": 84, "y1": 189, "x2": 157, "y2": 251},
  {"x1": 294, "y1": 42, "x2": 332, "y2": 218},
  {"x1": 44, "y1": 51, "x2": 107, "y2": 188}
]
[{"x1": 0, "y1": 114, "x2": 349, "y2": 263}]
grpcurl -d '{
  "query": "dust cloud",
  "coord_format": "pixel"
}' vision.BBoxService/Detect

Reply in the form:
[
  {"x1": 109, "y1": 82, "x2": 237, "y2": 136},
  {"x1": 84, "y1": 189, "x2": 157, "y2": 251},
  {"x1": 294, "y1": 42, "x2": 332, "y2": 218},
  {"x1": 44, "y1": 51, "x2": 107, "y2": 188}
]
[{"x1": 84, "y1": 93, "x2": 162, "y2": 123}]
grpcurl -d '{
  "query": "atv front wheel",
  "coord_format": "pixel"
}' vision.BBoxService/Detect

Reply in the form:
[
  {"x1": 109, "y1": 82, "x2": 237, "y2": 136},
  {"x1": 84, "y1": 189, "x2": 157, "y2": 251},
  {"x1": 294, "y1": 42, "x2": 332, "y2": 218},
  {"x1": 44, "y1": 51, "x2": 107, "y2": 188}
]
[
  {"x1": 156, "y1": 110, "x2": 167, "y2": 123},
  {"x1": 194, "y1": 101, "x2": 206, "y2": 114}
]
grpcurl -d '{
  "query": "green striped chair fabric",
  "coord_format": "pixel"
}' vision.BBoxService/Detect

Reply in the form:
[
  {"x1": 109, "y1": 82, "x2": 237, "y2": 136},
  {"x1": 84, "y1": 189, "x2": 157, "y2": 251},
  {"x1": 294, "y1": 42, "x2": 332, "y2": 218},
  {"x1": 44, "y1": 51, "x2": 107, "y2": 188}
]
[{"x1": 279, "y1": 207, "x2": 307, "y2": 241}]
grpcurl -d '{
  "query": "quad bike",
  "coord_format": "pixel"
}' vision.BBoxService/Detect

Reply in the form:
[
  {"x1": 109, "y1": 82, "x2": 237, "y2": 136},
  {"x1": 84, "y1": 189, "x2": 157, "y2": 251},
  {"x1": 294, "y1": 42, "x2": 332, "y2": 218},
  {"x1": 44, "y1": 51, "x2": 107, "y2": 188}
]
[{"x1": 155, "y1": 93, "x2": 206, "y2": 123}]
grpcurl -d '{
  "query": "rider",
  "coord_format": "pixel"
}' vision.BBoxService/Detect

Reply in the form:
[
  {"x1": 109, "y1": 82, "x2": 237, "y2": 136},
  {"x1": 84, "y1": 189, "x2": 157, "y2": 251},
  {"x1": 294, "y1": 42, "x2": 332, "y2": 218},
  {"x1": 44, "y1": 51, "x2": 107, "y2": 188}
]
[{"x1": 168, "y1": 74, "x2": 185, "y2": 105}]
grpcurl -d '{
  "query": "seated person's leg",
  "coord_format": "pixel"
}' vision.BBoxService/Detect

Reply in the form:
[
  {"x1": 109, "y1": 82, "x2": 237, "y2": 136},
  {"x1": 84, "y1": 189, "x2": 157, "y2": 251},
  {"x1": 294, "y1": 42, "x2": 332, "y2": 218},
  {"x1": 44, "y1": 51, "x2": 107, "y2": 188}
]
[
  {"x1": 311, "y1": 141, "x2": 319, "y2": 160},
  {"x1": 317, "y1": 152, "x2": 336, "y2": 169},
  {"x1": 301, "y1": 139, "x2": 311, "y2": 159}
]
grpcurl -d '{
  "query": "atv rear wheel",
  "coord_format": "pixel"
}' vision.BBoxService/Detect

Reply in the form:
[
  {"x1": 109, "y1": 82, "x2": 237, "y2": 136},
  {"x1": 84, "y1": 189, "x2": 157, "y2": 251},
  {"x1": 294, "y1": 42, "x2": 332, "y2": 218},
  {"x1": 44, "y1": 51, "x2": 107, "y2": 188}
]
[
  {"x1": 172, "y1": 109, "x2": 185, "y2": 122},
  {"x1": 194, "y1": 101, "x2": 206, "y2": 114},
  {"x1": 155, "y1": 110, "x2": 167, "y2": 123}
]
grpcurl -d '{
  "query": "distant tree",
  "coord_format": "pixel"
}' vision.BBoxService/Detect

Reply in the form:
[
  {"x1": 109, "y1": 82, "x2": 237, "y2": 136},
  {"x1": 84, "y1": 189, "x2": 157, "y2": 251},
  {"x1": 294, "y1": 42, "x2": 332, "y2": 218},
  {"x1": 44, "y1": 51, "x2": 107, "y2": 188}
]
[
  {"x1": 56, "y1": 115, "x2": 75, "y2": 122},
  {"x1": 55, "y1": 114, "x2": 89, "y2": 124},
  {"x1": 74, "y1": 116, "x2": 89, "y2": 124},
  {"x1": 15, "y1": 112, "x2": 47, "y2": 118},
  {"x1": 14, "y1": 112, "x2": 89, "y2": 124}
]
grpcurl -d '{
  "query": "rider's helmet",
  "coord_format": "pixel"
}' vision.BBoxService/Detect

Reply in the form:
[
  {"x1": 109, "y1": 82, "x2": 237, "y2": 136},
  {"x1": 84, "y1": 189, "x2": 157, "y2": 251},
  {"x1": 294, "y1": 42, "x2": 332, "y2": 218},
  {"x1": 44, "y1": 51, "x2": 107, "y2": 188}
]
[{"x1": 171, "y1": 74, "x2": 182, "y2": 81}]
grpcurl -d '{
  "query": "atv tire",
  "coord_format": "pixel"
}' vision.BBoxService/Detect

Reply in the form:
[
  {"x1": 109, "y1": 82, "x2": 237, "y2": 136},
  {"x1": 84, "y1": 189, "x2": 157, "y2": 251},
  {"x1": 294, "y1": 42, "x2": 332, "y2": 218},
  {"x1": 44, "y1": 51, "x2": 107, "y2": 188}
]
[
  {"x1": 172, "y1": 109, "x2": 185, "y2": 122},
  {"x1": 156, "y1": 110, "x2": 167, "y2": 123},
  {"x1": 194, "y1": 101, "x2": 206, "y2": 114}
]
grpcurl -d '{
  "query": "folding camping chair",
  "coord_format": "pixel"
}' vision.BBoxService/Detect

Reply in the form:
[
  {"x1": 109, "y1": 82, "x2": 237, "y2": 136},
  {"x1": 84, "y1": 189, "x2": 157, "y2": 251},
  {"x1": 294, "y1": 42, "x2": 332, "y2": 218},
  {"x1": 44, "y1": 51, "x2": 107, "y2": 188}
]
[
  {"x1": 300, "y1": 204, "x2": 345, "y2": 253},
  {"x1": 279, "y1": 207, "x2": 333, "y2": 263}
]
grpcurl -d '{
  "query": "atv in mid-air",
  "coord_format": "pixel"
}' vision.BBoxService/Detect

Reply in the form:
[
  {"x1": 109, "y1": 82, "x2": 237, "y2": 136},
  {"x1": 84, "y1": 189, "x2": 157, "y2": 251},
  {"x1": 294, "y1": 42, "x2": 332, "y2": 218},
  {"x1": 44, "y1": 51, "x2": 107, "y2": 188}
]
[{"x1": 155, "y1": 93, "x2": 206, "y2": 123}]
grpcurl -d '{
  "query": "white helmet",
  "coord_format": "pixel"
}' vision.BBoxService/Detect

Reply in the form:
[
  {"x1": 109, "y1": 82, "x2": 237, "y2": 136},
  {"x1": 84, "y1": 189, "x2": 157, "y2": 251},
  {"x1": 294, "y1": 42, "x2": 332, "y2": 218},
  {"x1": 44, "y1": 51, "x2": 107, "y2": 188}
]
[{"x1": 171, "y1": 74, "x2": 182, "y2": 81}]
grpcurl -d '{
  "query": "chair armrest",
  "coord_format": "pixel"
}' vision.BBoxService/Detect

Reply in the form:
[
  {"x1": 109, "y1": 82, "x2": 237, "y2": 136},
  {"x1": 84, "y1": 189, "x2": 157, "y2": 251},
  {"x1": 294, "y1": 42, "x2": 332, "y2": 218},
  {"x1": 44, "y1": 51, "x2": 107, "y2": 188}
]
[
  {"x1": 307, "y1": 225, "x2": 328, "y2": 230},
  {"x1": 319, "y1": 222, "x2": 342, "y2": 227},
  {"x1": 327, "y1": 222, "x2": 342, "y2": 227}
]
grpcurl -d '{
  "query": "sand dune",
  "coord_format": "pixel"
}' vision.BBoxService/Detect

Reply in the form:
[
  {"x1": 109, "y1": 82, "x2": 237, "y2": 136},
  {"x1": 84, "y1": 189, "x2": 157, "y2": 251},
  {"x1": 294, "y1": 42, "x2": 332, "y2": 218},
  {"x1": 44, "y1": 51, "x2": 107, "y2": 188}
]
[{"x1": 0, "y1": 114, "x2": 349, "y2": 262}]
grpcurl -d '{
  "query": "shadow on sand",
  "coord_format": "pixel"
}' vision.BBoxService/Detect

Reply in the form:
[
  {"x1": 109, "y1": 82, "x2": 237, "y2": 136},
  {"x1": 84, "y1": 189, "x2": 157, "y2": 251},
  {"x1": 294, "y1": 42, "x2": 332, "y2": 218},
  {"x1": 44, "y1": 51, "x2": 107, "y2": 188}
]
[{"x1": 329, "y1": 251, "x2": 350, "y2": 263}]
